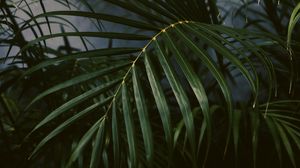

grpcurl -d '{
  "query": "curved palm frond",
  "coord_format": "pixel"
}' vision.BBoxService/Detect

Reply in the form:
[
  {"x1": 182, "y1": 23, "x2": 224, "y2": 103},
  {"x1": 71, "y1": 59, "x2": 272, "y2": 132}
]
[{"x1": 1, "y1": 0, "x2": 300, "y2": 168}]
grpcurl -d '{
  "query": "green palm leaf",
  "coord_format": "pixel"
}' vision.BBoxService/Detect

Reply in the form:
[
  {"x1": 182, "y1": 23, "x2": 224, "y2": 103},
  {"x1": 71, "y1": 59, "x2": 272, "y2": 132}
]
[{"x1": 2, "y1": 1, "x2": 299, "y2": 168}]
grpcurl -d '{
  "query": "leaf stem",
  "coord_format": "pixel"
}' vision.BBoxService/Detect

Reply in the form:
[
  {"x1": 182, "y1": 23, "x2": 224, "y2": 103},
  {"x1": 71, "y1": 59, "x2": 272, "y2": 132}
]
[{"x1": 104, "y1": 20, "x2": 192, "y2": 115}]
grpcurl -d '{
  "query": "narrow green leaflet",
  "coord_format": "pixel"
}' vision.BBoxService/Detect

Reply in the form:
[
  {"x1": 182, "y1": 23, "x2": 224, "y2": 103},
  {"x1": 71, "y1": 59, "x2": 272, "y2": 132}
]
[
  {"x1": 136, "y1": 0, "x2": 178, "y2": 21},
  {"x1": 154, "y1": 40, "x2": 196, "y2": 156},
  {"x1": 282, "y1": 123, "x2": 300, "y2": 150},
  {"x1": 201, "y1": 23, "x2": 275, "y2": 102},
  {"x1": 267, "y1": 113, "x2": 300, "y2": 122},
  {"x1": 287, "y1": 2, "x2": 300, "y2": 50},
  {"x1": 250, "y1": 110, "x2": 260, "y2": 166},
  {"x1": 29, "y1": 97, "x2": 112, "y2": 159},
  {"x1": 132, "y1": 65, "x2": 153, "y2": 162},
  {"x1": 144, "y1": 52, "x2": 172, "y2": 148},
  {"x1": 112, "y1": 101, "x2": 120, "y2": 168},
  {"x1": 22, "y1": 11, "x2": 160, "y2": 31},
  {"x1": 122, "y1": 83, "x2": 137, "y2": 167},
  {"x1": 18, "y1": 32, "x2": 149, "y2": 56},
  {"x1": 39, "y1": 0, "x2": 52, "y2": 34},
  {"x1": 173, "y1": 26, "x2": 232, "y2": 155},
  {"x1": 102, "y1": 147, "x2": 109, "y2": 168},
  {"x1": 29, "y1": 78, "x2": 122, "y2": 135},
  {"x1": 162, "y1": 31, "x2": 211, "y2": 137},
  {"x1": 89, "y1": 119, "x2": 106, "y2": 168},
  {"x1": 274, "y1": 121, "x2": 296, "y2": 167},
  {"x1": 22, "y1": 48, "x2": 140, "y2": 77},
  {"x1": 26, "y1": 62, "x2": 130, "y2": 109},
  {"x1": 67, "y1": 117, "x2": 105, "y2": 167},
  {"x1": 187, "y1": 23, "x2": 257, "y2": 94},
  {"x1": 265, "y1": 118, "x2": 282, "y2": 165},
  {"x1": 174, "y1": 25, "x2": 232, "y2": 112},
  {"x1": 106, "y1": 0, "x2": 169, "y2": 25}
]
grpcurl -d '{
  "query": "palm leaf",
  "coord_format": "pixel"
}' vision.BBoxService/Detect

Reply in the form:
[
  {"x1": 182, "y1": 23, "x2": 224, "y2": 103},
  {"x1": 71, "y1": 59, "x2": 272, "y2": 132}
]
[{"x1": 2, "y1": 0, "x2": 299, "y2": 167}]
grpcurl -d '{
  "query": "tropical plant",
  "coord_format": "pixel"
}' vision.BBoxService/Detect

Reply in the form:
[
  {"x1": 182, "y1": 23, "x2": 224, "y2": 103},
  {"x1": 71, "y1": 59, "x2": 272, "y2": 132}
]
[{"x1": 0, "y1": 0, "x2": 300, "y2": 168}]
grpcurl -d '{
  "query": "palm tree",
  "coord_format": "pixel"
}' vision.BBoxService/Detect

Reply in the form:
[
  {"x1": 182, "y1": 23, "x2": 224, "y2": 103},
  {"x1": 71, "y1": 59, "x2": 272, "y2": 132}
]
[{"x1": 0, "y1": 0, "x2": 300, "y2": 167}]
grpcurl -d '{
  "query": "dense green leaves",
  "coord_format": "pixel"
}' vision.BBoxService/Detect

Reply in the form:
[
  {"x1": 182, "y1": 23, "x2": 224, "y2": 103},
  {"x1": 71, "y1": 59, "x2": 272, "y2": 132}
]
[{"x1": 1, "y1": 0, "x2": 300, "y2": 168}]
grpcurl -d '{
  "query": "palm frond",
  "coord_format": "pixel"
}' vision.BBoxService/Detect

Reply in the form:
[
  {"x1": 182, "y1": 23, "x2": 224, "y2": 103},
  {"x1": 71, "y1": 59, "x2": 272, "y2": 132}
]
[{"x1": 1, "y1": 0, "x2": 300, "y2": 167}]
